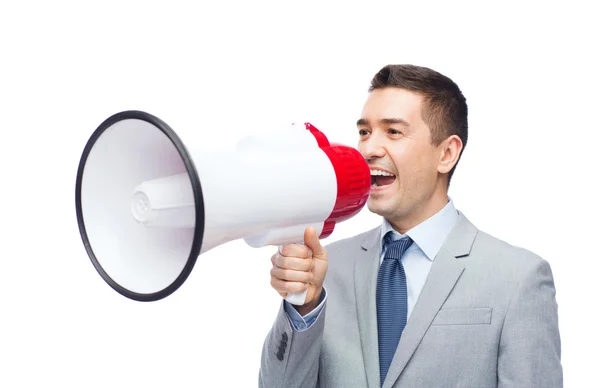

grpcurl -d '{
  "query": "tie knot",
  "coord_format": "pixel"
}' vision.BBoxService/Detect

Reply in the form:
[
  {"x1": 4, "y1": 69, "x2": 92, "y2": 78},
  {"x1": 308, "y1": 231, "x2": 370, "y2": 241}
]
[{"x1": 383, "y1": 231, "x2": 413, "y2": 260}]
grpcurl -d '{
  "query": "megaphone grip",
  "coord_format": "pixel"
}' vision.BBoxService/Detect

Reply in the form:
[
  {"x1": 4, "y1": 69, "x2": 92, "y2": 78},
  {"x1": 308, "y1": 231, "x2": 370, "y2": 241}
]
[
  {"x1": 286, "y1": 289, "x2": 309, "y2": 306},
  {"x1": 279, "y1": 243, "x2": 311, "y2": 306}
]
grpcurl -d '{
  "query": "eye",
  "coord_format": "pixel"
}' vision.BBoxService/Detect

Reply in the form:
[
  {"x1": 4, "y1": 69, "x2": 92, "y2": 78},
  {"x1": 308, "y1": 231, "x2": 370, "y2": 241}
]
[
  {"x1": 388, "y1": 128, "x2": 402, "y2": 135},
  {"x1": 358, "y1": 128, "x2": 370, "y2": 136}
]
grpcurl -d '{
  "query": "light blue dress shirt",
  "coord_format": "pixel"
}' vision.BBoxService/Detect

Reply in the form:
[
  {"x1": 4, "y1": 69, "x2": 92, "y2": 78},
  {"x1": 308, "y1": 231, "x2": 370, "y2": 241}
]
[{"x1": 284, "y1": 198, "x2": 459, "y2": 331}]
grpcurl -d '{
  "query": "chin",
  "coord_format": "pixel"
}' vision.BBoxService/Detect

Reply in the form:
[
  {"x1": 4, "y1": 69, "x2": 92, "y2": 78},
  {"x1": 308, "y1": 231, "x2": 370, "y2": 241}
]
[
  {"x1": 368, "y1": 190, "x2": 406, "y2": 217},
  {"x1": 367, "y1": 198, "x2": 390, "y2": 218}
]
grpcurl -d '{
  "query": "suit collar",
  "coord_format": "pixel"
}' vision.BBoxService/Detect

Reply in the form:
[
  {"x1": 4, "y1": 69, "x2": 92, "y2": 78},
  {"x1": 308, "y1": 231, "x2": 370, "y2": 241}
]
[
  {"x1": 360, "y1": 226, "x2": 381, "y2": 251},
  {"x1": 361, "y1": 210, "x2": 477, "y2": 259},
  {"x1": 380, "y1": 198, "x2": 459, "y2": 261},
  {"x1": 442, "y1": 211, "x2": 478, "y2": 257}
]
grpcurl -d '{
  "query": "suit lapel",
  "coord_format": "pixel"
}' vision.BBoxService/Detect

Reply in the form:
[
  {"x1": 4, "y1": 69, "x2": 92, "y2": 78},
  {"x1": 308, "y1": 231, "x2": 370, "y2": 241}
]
[
  {"x1": 355, "y1": 227, "x2": 382, "y2": 388},
  {"x1": 382, "y1": 212, "x2": 478, "y2": 388},
  {"x1": 382, "y1": 248, "x2": 464, "y2": 388}
]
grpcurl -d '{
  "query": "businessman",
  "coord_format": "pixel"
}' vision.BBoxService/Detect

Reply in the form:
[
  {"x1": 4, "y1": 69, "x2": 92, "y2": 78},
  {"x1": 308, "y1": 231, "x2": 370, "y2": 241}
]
[{"x1": 259, "y1": 64, "x2": 562, "y2": 387}]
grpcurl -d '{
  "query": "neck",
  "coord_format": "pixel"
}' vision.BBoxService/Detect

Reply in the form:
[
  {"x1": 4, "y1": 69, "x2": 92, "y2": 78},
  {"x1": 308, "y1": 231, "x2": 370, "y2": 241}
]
[{"x1": 389, "y1": 185, "x2": 449, "y2": 234}]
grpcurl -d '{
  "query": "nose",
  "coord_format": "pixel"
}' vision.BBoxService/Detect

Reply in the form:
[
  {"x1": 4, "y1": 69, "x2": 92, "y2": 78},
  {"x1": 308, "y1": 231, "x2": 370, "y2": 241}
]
[{"x1": 359, "y1": 134, "x2": 386, "y2": 160}]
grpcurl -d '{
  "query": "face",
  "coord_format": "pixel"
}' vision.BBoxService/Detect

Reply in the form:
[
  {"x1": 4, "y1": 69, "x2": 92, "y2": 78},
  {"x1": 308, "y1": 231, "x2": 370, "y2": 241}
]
[{"x1": 357, "y1": 87, "x2": 452, "y2": 230}]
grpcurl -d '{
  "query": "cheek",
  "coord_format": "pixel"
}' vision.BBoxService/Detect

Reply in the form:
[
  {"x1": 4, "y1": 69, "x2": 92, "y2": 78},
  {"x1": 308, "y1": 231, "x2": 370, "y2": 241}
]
[
  {"x1": 403, "y1": 149, "x2": 438, "y2": 183},
  {"x1": 394, "y1": 148, "x2": 426, "y2": 173},
  {"x1": 388, "y1": 144, "x2": 437, "y2": 180}
]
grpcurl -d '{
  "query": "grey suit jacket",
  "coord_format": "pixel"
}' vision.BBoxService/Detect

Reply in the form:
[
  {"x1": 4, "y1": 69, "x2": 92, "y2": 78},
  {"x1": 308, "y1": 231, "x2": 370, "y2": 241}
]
[{"x1": 258, "y1": 212, "x2": 562, "y2": 387}]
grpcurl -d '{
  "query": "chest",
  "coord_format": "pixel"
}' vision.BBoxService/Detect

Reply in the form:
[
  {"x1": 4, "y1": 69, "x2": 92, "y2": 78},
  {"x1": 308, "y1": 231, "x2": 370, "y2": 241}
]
[{"x1": 320, "y1": 256, "x2": 509, "y2": 387}]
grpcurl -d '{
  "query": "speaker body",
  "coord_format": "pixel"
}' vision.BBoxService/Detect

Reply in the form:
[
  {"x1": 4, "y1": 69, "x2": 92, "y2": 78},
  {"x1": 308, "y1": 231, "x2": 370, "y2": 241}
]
[{"x1": 75, "y1": 111, "x2": 371, "y2": 303}]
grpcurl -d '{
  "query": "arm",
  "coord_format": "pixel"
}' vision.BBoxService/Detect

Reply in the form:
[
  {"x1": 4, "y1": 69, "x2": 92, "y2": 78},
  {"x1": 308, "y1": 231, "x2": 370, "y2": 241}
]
[
  {"x1": 497, "y1": 256, "x2": 563, "y2": 387},
  {"x1": 258, "y1": 289, "x2": 327, "y2": 388},
  {"x1": 260, "y1": 228, "x2": 329, "y2": 387}
]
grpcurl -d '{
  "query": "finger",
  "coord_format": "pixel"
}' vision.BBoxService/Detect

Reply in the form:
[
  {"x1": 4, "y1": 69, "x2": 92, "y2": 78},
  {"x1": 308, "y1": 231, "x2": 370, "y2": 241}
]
[
  {"x1": 279, "y1": 243, "x2": 312, "y2": 258},
  {"x1": 270, "y1": 277, "x2": 310, "y2": 294},
  {"x1": 271, "y1": 253, "x2": 277, "y2": 267},
  {"x1": 304, "y1": 227, "x2": 327, "y2": 258},
  {"x1": 271, "y1": 267, "x2": 313, "y2": 283},
  {"x1": 274, "y1": 254, "x2": 315, "y2": 271}
]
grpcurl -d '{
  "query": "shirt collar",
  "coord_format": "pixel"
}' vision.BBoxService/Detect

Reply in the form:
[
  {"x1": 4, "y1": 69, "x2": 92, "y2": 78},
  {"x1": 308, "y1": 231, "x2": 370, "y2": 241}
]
[{"x1": 380, "y1": 197, "x2": 459, "y2": 261}]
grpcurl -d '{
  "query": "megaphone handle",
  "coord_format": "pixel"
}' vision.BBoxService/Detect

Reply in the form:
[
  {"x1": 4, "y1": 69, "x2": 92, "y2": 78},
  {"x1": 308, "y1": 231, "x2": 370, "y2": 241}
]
[
  {"x1": 286, "y1": 288, "x2": 309, "y2": 306},
  {"x1": 279, "y1": 243, "x2": 310, "y2": 306}
]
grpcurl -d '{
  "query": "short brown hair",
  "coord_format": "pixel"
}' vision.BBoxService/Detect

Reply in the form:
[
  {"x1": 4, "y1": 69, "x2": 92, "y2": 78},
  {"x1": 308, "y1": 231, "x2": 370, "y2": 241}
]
[{"x1": 369, "y1": 64, "x2": 468, "y2": 185}]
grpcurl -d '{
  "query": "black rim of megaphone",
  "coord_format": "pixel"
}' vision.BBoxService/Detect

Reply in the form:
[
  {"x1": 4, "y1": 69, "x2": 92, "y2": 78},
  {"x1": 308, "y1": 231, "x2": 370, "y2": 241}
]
[{"x1": 75, "y1": 110, "x2": 205, "y2": 302}]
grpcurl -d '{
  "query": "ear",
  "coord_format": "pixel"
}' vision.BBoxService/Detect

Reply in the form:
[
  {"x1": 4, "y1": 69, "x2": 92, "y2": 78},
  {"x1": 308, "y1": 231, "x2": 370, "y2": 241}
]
[{"x1": 437, "y1": 135, "x2": 463, "y2": 174}]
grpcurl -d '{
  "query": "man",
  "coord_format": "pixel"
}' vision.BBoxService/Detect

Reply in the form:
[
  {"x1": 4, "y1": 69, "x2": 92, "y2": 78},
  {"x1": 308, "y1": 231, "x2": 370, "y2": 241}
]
[{"x1": 258, "y1": 64, "x2": 562, "y2": 388}]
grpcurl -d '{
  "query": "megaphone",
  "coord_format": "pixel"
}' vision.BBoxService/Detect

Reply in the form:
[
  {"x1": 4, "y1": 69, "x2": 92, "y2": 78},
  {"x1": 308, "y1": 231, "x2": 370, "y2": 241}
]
[{"x1": 75, "y1": 110, "x2": 371, "y2": 304}]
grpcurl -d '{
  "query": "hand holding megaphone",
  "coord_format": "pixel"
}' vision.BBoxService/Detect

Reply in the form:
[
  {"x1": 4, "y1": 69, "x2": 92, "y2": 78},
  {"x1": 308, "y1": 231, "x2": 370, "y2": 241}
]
[{"x1": 270, "y1": 227, "x2": 328, "y2": 311}]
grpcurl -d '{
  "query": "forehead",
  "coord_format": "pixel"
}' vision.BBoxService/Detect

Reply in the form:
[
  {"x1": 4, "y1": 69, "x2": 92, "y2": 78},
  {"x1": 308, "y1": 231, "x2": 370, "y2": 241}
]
[{"x1": 360, "y1": 87, "x2": 423, "y2": 124}]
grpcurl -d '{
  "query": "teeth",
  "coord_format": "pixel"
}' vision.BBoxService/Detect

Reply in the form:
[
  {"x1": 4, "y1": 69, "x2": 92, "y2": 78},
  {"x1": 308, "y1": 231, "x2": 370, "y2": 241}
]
[{"x1": 370, "y1": 169, "x2": 395, "y2": 177}]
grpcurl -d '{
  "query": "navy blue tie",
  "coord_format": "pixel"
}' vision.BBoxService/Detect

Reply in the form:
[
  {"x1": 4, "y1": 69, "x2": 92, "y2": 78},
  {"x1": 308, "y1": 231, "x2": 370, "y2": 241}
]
[{"x1": 377, "y1": 232, "x2": 413, "y2": 387}]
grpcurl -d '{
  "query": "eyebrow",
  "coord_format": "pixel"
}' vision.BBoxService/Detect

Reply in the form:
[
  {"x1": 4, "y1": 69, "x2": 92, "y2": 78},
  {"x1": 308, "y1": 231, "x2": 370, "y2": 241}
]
[{"x1": 356, "y1": 117, "x2": 411, "y2": 127}]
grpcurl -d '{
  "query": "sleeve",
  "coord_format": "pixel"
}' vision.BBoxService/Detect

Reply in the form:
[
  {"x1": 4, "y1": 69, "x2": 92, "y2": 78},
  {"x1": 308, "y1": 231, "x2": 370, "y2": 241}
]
[
  {"x1": 258, "y1": 288, "x2": 328, "y2": 388},
  {"x1": 497, "y1": 256, "x2": 563, "y2": 387},
  {"x1": 283, "y1": 287, "x2": 328, "y2": 331}
]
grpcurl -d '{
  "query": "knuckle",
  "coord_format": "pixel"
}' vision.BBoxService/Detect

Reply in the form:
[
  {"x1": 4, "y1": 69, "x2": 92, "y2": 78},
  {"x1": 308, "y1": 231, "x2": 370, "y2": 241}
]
[
  {"x1": 280, "y1": 281, "x2": 292, "y2": 292},
  {"x1": 276, "y1": 269, "x2": 288, "y2": 281},
  {"x1": 281, "y1": 244, "x2": 309, "y2": 258},
  {"x1": 275, "y1": 255, "x2": 287, "y2": 269},
  {"x1": 291, "y1": 281, "x2": 306, "y2": 293},
  {"x1": 284, "y1": 282, "x2": 299, "y2": 293},
  {"x1": 271, "y1": 278, "x2": 287, "y2": 293},
  {"x1": 280, "y1": 244, "x2": 291, "y2": 256},
  {"x1": 305, "y1": 247, "x2": 313, "y2": 258},
  {"x1": 295, "y1": 282, "x2": 309, "y2": 293},
  {"x1": 301, "y1": 272, "x2": 311, "y2": 283},
  {"x1": 306, "y1": 258, "x2": 315, "y2": 270}
]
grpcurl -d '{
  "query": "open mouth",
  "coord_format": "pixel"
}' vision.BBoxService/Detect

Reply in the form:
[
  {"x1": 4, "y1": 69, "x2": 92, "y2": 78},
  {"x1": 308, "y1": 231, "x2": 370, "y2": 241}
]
[{"x1": 371, "y1": 169, "x2": 396, "y2": 187}]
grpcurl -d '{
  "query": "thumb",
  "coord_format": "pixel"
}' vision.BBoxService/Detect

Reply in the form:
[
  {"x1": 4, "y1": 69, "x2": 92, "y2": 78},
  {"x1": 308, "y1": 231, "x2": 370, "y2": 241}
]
[{"x1": 304, "y1": 226, "x2": 327, "y2": 259}]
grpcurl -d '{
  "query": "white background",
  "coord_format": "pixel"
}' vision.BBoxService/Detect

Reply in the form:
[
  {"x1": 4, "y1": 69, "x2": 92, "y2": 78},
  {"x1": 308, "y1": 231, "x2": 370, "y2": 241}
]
[{"x1": 1, "y1": 1, "x2": 598, "y2": 387}]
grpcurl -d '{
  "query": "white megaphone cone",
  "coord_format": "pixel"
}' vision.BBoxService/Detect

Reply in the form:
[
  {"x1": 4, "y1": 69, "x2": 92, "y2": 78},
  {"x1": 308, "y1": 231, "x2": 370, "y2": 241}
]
[{"x1": 75, "y1": 110, "x2": 371, "y2": 303}]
